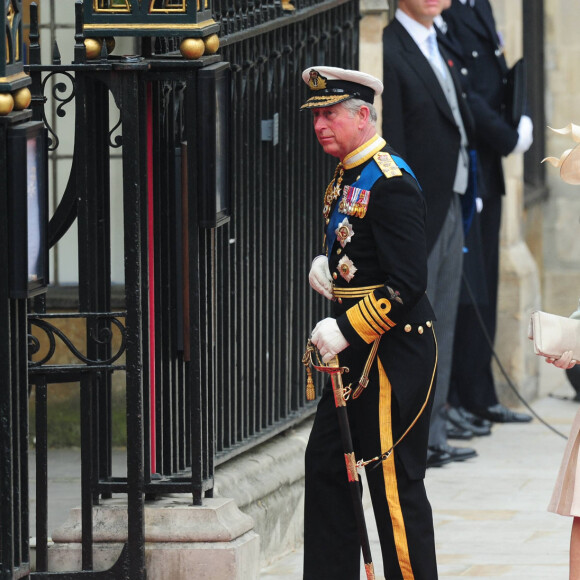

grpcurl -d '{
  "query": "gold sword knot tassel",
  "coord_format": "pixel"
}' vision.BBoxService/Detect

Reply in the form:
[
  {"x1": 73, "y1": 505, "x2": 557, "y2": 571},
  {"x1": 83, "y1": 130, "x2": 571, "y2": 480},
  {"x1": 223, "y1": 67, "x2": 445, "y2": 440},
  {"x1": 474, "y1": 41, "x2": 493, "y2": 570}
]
[
  {"x1": 302, "y1": 341, "x2": 317, "y2": 401},
  {"x1": 302, "y1": 340, "x2": 349, "y2": 402},
  {"x1": 305, "y1": 374, "x2": 316, "y2": 401}
]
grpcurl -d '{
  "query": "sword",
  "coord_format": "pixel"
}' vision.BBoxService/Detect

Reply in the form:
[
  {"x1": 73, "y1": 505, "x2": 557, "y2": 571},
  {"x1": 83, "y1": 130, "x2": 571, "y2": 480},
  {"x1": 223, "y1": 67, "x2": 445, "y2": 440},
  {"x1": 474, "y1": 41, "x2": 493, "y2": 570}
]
[{"x1": 302, "y1": 341, "x2": 375, "y2": 580}]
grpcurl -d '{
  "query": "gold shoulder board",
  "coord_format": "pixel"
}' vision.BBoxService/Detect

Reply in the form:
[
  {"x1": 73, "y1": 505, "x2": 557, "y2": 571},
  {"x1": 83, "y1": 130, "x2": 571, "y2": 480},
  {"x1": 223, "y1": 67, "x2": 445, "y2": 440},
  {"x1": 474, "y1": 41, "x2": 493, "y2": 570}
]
[{"x1": 374, "y1": 152, "x2": 403, "y2": 179}]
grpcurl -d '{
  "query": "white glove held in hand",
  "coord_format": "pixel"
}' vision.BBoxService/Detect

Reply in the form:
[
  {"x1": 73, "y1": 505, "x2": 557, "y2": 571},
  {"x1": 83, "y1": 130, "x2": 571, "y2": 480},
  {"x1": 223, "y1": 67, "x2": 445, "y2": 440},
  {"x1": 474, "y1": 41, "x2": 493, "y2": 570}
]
[
  {"x1": 309, "y1": 255, "x2": 333, "y2": 300},
  {"x1": 512, "y1": 115, "x2": 533, "y2": 154},
  {"x1": 546, "y1": 350, "x2": 577, "y2": 370},
  {"x1": 311, "y1": 318, "x2": 349, "y2": 363}
]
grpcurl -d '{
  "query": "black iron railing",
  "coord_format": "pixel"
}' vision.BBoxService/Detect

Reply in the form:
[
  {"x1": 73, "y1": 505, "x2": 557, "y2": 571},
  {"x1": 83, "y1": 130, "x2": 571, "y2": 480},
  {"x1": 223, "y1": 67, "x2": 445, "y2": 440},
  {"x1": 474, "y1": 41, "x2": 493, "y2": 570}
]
[
  {"x1": 214, "y1": 2, "x2": 359, "y2": 461},
  {"x1": 1, "y1": 0, "x2": 359, "y2": 576}
]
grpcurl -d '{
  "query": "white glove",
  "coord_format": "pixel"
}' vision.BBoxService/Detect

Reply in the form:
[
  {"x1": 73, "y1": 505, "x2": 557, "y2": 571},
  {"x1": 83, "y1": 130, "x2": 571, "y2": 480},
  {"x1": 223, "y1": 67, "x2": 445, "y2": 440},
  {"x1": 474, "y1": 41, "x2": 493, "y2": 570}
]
[
  {"x1": 475, "y1": 197, "x2": 483, "y2": 213},
  {"x1": 545, "y1": 350, "x2": 577, "y2": 370},
  {"x1": 512, "y1": 115, "x2": 533, "y2": 154},
  {"x1": 309, "y1": 255, "x2": 333, "y2": 300},
  {"x1": 311, "y1": 318, "x2": 349, "y2": 363}
]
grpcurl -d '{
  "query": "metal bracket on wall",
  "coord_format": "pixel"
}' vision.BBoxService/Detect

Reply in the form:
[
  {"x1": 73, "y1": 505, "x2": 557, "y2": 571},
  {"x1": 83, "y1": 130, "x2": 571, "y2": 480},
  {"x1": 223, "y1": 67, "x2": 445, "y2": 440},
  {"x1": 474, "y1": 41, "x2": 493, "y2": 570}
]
[{"x1": 261, "y1": 113, "x2": 279, "y2": 146}]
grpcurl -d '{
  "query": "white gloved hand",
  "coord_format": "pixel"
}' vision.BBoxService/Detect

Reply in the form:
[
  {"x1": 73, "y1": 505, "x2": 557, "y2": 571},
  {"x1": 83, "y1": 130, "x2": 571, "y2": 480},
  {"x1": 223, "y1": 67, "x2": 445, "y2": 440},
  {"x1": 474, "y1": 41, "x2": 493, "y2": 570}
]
[
  {"x1": 311, "y1": 317, "x2": 349, "y2": 363},
  {"x1": 512, "y1": 115, "x2": 534, "y2": 154},
  {"x1": 475, "y1": 197, "x2": 483, "y2": 213},
  {"x1": 545, "y1": 350, "x2": 577, "y2": 370},
  {"x1": 309, "y1": 255, "x2": 333, "y2": 300}
]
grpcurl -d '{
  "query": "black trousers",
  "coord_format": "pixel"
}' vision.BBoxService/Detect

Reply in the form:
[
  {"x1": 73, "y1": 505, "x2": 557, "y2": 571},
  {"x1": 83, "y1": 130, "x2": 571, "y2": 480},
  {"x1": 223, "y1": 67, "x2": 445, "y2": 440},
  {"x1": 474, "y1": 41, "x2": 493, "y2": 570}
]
[
  {"x1": 449, "y1": 194, "x2": 502, "y2": 410},
  {"x1": 303, "y1": 368, "x2": 438, "y2": 579}
]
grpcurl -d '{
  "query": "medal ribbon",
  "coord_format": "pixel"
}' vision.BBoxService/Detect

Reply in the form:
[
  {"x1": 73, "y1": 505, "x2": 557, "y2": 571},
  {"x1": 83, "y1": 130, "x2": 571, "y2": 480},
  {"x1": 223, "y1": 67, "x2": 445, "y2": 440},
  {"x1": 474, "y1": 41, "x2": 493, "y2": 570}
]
[{"x1": 325, "y1": 155, "x2": 421, "y2": 255}]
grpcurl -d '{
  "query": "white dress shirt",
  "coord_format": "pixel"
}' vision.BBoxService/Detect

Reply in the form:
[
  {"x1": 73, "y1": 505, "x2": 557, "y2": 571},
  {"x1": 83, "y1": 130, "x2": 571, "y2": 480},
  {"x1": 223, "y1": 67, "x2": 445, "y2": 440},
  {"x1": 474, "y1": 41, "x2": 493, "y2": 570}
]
[{"x1": 395, "y1": 9, "x2": 446, "y2": 77}]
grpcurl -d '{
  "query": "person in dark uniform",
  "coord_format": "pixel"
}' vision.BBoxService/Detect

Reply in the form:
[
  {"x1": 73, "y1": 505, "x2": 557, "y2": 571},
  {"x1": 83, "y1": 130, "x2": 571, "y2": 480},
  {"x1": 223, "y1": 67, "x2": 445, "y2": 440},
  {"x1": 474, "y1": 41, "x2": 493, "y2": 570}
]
[
  {"x1": 439, "y1": 0, "x2": 534, "y2": 424},
  {"x1": 302, "y1": 66, "x2": 438, "y2": 580},
  {"x1": 382, "y1": 0, "x2": 479, "y2": 468}
]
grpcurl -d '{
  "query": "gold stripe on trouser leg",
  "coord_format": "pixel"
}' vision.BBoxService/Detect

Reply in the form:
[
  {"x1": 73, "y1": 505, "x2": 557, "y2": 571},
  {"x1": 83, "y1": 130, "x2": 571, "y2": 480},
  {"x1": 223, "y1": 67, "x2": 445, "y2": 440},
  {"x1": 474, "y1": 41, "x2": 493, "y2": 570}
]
[{"x1": 377, "y1": 359, "x2": 415, "y2": 580}]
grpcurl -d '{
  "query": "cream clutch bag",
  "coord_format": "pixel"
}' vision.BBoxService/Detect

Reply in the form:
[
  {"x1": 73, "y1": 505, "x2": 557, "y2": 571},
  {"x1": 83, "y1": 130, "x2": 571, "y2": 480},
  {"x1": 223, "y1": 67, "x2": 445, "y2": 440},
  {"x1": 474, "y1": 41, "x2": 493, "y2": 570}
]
[{"x1": 528, "y1": 310, "x2": 580, "y2": 359}]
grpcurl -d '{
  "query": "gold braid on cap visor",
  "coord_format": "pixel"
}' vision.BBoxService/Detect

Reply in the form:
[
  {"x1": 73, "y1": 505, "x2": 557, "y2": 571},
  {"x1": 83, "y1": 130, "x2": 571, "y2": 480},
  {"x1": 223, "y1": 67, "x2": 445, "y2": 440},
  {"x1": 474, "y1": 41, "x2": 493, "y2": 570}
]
[{"x1": 300, "y1": 94, "x2": 354, "y2": 109}]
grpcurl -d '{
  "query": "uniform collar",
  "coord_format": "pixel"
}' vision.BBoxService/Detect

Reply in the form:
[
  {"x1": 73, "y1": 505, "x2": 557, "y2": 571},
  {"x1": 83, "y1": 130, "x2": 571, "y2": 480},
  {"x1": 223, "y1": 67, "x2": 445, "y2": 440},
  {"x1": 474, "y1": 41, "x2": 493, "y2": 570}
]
[{"x1": 342, "y1": 134, "x2": 386, "y2": 170}]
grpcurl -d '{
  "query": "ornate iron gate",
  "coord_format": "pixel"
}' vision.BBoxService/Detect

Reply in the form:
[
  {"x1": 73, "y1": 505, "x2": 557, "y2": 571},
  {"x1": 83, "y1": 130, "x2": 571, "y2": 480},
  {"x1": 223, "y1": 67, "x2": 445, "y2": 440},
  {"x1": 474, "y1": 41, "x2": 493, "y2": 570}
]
[{"x1": 1, "y1": 0, "x2": 359, "y2": 576}]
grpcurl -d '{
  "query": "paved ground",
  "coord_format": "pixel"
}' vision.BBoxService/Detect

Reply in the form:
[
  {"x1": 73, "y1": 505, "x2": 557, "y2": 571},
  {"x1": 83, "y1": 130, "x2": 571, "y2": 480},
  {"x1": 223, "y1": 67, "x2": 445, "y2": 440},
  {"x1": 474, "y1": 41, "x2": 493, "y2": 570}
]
[
  {"x1": 260, "y1": 364, "x2": 579, "y2": 579},
  {"x1": 29, "y1": 363, "x2": 579, "y2": 579}
]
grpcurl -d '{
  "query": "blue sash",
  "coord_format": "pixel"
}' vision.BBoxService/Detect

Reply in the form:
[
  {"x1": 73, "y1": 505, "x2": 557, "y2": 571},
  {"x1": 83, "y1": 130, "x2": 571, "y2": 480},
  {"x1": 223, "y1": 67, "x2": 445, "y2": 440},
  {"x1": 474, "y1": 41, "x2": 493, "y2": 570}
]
[{"x1": 326, "y1": 155, "x2": 420, "y2": 255}]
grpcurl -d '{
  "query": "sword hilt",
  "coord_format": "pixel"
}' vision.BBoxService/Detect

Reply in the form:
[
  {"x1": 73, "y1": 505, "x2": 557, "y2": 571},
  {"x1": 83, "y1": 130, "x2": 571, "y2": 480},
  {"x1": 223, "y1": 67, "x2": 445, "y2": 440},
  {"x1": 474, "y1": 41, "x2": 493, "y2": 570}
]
[{"x1": 312, "y1": 353, "x2": 349, "y2": 376}]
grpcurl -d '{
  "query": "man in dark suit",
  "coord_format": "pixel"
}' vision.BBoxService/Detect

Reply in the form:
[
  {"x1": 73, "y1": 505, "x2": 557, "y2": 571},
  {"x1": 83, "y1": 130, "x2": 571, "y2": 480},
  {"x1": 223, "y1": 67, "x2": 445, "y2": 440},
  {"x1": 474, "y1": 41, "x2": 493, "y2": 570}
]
[
  {"x1": 303, "y1": 65, "x2": 439, "y2": 580},
  {"x1": 382, "y1": 0, "x2": 478, "y2": 467},
  {"x1": 439, "y1": 0, "x2": 533, "y2": 424}
]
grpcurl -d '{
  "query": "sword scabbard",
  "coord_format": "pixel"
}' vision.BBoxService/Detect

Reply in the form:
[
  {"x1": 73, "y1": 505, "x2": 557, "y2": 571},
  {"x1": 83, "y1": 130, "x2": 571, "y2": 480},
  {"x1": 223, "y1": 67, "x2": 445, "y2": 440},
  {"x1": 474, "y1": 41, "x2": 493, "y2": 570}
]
[{"x1": 327, "y1": 355, "x2": 347, "y2": 408}]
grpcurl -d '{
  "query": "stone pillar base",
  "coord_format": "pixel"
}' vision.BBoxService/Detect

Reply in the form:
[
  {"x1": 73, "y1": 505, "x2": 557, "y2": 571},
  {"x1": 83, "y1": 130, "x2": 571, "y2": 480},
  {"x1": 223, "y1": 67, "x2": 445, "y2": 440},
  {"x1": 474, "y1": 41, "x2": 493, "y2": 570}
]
[
  {"x1": 496, "y1": 239, "x2": 541, "y2": 405},
  {"x1": 47, "y1": 497, "x2": 260, "y2": 580}
]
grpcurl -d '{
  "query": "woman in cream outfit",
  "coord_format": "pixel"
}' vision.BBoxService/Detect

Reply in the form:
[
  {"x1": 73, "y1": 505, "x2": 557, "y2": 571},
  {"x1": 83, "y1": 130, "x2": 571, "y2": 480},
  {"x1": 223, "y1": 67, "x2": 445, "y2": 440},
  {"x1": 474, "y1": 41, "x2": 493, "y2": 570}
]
[{"x1": 544, "y1": 123, "x2": 580, "y2": 579}]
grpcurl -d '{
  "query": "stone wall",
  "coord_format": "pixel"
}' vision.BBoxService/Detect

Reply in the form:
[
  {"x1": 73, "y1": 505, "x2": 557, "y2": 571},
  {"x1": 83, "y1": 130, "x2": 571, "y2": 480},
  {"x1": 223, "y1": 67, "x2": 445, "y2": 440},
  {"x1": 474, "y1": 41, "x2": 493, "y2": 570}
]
[
  {"x1": 542, "y1": 0, "x2": 580, "y2": 321},
  {"x1": 359, "y1": 1, "x2": 543, "y2": 405},
  {"x1": 214, "y1": 421, "x2": 312, "y2": 567},
  {"x1": 491, "y1": 2, "x2": 542, "y2": 404},
  {"x1": 359, "y1": 0, "x2": 390, "y2": 129}
]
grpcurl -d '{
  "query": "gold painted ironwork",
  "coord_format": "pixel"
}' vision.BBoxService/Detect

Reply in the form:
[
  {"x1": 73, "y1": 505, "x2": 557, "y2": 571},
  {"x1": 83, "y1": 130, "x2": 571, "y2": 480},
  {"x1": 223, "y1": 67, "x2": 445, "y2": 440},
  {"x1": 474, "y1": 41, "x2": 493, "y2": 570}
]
[
  {"x1": 84, "y1": 19, "x2": 215, "y2": 30},
  {"x1": 0, "y1": 72, "x2": 28, "y2": 84},
  {"x1": 94, "y1": 0, "x2": 131, "y2": 13},
  {"x1": 150, "y1": 0, "x2": 186, "y2": 12},
  {"x1": 6, "y1": 1, "x2": 20, "y2": 63},
  {"x1": 7, "y1": 2, "x2": 15, "y2": 28}
]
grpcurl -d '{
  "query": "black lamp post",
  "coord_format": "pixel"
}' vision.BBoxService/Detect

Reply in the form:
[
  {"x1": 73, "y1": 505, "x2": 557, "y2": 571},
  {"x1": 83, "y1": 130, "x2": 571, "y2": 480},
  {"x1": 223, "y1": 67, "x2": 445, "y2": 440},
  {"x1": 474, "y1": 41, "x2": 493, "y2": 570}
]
[{"x1": 0, "y1": 0, "x2": 32, "y2": 115}]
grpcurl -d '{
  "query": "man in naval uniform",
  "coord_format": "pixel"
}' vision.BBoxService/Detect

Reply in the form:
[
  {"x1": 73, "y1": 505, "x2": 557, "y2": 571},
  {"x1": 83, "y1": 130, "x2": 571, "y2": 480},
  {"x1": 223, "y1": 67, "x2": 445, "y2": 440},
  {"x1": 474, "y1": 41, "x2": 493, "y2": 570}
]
[{"x1": 302, "y1": 66, "x2": 439, "y2": 579}]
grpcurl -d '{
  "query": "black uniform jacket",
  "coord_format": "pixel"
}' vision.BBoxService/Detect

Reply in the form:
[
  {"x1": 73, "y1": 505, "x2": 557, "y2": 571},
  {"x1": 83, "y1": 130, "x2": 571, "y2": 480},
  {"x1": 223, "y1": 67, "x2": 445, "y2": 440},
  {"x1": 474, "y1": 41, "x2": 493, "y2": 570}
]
[
  {"x1": 382, "y1": 17, "x2": 476, "y2": 252},
  {"x1": 328, "y1": 138, "x2": 436, "y2": 480},
  {"x1": 441, "y1": 0, "x2": 519, "y2": 198}
]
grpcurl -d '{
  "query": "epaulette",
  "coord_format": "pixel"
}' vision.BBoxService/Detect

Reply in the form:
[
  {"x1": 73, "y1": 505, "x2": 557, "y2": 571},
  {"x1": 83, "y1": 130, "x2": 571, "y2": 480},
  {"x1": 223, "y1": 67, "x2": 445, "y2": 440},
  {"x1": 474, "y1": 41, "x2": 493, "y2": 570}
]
[{"x1": 373, "y1": 152, "x2": 403, "y2": 179}]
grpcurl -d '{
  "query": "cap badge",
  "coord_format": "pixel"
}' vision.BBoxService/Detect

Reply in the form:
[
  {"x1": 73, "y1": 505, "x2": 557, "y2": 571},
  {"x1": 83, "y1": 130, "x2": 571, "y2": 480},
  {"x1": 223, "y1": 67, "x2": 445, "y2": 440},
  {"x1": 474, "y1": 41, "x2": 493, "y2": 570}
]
[{"x1": 308, "y1": 70, "x2": 328, "y2": 91}]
